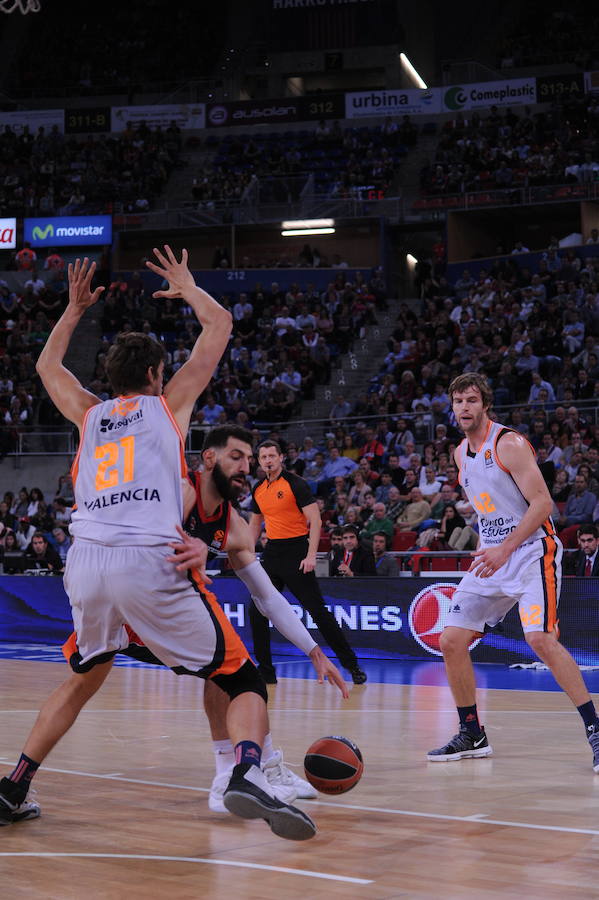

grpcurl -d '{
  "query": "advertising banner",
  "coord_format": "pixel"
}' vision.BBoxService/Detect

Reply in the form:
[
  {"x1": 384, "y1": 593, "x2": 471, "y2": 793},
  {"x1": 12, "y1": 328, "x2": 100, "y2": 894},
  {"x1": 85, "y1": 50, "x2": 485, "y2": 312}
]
[
  {"x1": 2, "y1": 576, "x2": 597, "y2": 668},
  {"x1": 345, "y1": 88, "x2": 441, "y2": 119},
  {"x1": 24, "y1": 215, "x2": 112, "y2": 247},
  {"x1": 585, "y1": 71, "x2": 599, "y2": 92},
  {"x1": 0, "y1": 109, "x2": 64, "y2": 136},
  {"x1": 0, "y1": 218, "x2": 17, "y2": 250},
  {"x1": 111, "y1": 104, "x2": 206, "y2": 133},
  {"x1": 442, "y1": 78, "x2": 536, "y2": 112},
  {"x1": 207, "y1": 98, "x2": 301, "y2": 128}
]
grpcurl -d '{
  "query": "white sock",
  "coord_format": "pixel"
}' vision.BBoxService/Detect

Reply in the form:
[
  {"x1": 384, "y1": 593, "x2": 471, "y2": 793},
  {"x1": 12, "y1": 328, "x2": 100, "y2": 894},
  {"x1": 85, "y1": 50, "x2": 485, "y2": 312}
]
[
  {"x1": 213, "y1": 739, "x2": 235, "y2": 776},
  {"x1": 262, "y1": 733, "x2": 276, "y2": 764}
]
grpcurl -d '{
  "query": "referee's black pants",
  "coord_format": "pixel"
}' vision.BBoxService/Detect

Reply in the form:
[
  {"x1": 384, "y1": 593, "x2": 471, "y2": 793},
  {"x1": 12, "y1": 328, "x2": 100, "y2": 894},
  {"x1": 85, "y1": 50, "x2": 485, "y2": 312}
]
[{"x1": 249, "y1": 535, "x2": 358, "y2": 671}]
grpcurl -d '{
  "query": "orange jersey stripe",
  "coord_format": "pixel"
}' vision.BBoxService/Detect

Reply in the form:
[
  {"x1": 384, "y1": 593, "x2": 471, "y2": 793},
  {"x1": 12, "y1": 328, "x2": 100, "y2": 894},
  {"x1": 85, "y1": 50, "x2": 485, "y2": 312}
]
[
  {"x1": 189, "y1": 569, "x2": 249, "y2": 676},
  {"x1": 159, "y1": 396, "x2": 188, "y2": 476},
  {"x1": 70, "y1": 403, "x2": 96, "y2": 488},
  {"x1": 62, "y1": 631, "x2": 78, "y2": 663},
  {"x1": 541, "y1": 536, "x2": 559, "y2": 633}
]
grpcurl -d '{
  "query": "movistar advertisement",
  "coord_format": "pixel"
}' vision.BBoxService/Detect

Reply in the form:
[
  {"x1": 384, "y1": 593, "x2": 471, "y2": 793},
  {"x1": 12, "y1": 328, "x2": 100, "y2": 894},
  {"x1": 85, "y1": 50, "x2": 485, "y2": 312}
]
[
  {"x1": 24, "y1": 215, "x2": 112, "y2": 247},
  {"x1": 0, "y1": 577, "x2": 598, "y2": 667}
]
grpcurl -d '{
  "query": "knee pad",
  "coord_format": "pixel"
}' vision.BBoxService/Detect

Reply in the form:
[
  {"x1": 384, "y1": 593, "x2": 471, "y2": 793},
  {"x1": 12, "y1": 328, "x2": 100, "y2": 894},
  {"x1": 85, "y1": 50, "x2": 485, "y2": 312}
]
[{"x1": 211, "y1": 659, "x2": 268, "y2": 703}]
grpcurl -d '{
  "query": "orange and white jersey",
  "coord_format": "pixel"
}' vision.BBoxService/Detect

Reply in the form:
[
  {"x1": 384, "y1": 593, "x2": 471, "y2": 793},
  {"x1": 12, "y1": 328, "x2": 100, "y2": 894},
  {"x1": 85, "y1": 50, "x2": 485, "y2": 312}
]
[
  {"x1": 455, "y1": 420, "x2": 555, "y2": 548},
  {"x1": 70, "y1": 395, "x2": 186, "y2": 546}
]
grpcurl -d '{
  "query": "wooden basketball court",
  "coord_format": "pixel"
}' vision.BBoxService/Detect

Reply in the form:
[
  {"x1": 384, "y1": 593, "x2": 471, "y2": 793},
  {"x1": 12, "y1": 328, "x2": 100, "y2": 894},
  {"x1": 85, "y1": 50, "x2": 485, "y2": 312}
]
[{"x1": 1, "y1": 657, "x2": 598, "y2": 899}]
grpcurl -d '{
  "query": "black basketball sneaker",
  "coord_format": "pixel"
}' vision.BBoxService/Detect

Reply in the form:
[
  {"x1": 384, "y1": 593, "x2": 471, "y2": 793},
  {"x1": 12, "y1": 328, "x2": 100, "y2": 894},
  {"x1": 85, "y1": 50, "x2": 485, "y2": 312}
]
[
  {"x1": 427, "y1": 726, "x2": 493, "y2": 761},
  {"x1": 224, "y1": 763, "x2": 316, "y2": 840},
  {"x1": 0, "y1": 777, "x2": 41, "y2": 826},
  {"x1": 587, "y1": 723, "x2": 599, "y2": 772}
]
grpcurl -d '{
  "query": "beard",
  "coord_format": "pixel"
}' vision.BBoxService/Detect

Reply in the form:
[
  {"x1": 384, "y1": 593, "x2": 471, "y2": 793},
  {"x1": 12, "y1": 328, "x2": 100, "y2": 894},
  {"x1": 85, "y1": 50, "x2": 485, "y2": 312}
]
[{"x1": 212, "y1": 461, "x2": 243, "y2": 502}]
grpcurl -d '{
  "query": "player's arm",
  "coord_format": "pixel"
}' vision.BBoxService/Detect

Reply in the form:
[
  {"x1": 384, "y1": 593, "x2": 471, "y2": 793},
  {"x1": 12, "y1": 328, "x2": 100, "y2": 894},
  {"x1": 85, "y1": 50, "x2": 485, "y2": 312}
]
[
  {"x1": 226, "y1": 510, "x2": 348, "y2": 698},
  {"x1": 35, "y1": 258, "x2": 103, "y2": 429},
  {"x1": 148, "y1": 246, "x2": 232, "y2": 435},
  {"x1": 470, "y1": 432, "x2": 553, "y2": 577}
]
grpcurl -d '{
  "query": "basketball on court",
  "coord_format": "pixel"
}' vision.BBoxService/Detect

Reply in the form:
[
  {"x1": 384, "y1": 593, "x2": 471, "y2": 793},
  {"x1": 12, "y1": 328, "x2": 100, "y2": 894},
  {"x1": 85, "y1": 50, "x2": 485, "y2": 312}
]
[{"x1": 303, "y1": 735, "x2": 364, "y2": 794}]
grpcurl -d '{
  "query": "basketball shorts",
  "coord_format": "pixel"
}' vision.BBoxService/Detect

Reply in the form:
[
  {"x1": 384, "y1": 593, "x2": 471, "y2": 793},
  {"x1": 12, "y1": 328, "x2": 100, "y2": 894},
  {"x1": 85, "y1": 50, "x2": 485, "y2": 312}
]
[
  {"x1": 445, "y1": 535, "x2": 562, "y2": 634},
  {"x1": 63, "y1": 540, "x2": 249, "y2": 677}
]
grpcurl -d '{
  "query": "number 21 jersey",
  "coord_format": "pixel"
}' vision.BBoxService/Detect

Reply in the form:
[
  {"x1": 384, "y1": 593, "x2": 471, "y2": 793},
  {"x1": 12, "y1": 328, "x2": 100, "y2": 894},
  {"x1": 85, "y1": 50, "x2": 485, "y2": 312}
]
[{"x1": 69, "y1": 395, "x2": 186, "y2": 546}]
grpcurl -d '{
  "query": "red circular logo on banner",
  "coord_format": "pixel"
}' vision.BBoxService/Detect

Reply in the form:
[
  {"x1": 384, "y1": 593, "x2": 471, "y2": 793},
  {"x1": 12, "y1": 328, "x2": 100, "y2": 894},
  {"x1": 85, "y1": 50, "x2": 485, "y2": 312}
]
[{"x1": 408, "y1": 582, "x2": 482, "y2": 656}]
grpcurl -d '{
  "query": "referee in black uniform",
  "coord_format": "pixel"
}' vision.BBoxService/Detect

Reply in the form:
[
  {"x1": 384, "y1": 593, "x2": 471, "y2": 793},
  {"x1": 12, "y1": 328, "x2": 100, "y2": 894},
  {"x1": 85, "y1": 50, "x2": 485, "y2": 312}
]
[{"x1": 249, "y1": 440, "x2": 367, "y2": 685}]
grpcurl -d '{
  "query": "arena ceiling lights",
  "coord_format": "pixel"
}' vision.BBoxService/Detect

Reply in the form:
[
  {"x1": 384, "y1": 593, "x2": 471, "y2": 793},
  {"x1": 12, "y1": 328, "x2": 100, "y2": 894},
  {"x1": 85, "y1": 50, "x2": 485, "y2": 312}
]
[
  {"x1": 281, "y1": 219, "x2": 335, "y2": 236},
  {"x1": 399, "y1": 53, "x2": 427, "y2": 89}
]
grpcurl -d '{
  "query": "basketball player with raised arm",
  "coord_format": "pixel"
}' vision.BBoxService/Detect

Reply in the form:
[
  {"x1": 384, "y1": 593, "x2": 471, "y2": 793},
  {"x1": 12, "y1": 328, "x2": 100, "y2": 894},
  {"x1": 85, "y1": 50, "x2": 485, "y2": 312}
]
[
  {"x1": 0, "y1": 250, "x2": 334, "y2": 840},
  {"x1": 427, "y1": 372, "x2": 599, "y2": 768}
]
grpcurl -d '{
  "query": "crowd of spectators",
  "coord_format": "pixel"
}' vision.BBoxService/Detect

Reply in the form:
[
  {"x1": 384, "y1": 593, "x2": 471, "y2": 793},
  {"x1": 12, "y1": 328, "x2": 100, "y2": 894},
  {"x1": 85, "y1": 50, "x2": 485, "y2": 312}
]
[
  {"x1": 191, "y1": 119, "x2": 412, "y2": 209},
  {"x1": 495, "y1": 3, "x2": 599, "y2": 71},
  {"x1": 0, "y1": 122, "x2": 181, "y2": 218},
  {"x1": 0, "y1": 479, "x2": 74, "y2": 574},
  {"x1": 98, "y1": 267, "x2": 388, "y2": 427},
  {"x1": 421, "y1": 95, "x2": 599, "y2": 197},
  {"x1": 0, "y1": 248, "x2": 74, "y2": 456}
]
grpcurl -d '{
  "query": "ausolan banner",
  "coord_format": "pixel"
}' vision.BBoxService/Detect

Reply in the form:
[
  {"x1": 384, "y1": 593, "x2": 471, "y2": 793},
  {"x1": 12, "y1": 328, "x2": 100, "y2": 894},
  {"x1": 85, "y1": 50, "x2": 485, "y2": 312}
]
[
  {"x1": 24, "y1": 215, "x2": 112, "y2": 247},
  {"x1": 0, "y1": 218, "x2": 16, "y2": 250},
  {"x1": 2, "y1": 576, "x2": 598, "y2": 667},
  {"x1": 207, "y1": 99, "x2": 302, "y2": 127},
  {"x1": 111, "y1": 104, "x2": 206, "y2": 132}
]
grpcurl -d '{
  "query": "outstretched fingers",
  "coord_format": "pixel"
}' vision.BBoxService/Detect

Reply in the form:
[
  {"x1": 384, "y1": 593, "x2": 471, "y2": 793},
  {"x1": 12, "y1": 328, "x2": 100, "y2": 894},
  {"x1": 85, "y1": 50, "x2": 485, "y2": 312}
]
[
  {"x1": 326, "y1": 665, "x2": 349, "y2": 699},
  {"x1": 152, "y1": 245, "x2": 170, "y2": 268}
]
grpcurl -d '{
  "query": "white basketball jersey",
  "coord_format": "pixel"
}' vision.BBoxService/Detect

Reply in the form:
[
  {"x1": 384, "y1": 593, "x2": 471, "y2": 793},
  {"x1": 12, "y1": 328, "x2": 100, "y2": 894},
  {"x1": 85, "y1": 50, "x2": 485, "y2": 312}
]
[
  {"x1": 456, "y1": 420, "x2": 555, "y2": 548},
  {"x1": 70, "y1": 395, "x2": 186, "y2": 546}
]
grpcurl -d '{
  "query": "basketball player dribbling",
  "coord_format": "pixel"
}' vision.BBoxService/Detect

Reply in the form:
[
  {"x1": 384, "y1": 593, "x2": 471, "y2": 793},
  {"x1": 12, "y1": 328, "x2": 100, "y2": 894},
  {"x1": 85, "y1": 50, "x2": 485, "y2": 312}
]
[
  {"x1": 67, "y1": 424, "x2": 342, "y2": 812},
  {"x1": 427, "y1": 372, "x2": 599, "y2": 768},
  {"x1": 0, "y1": 249, "x2": 344, "y2": 840}
]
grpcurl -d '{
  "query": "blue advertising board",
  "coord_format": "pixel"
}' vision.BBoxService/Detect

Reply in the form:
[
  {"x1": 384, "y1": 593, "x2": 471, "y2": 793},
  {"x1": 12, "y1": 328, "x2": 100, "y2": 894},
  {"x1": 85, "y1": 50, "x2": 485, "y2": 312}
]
[
  {"x1": 0, "y1": 575, "x2": 596, "y2": 667},
  {"x1": 24, "y1": 215, "x2": 112, "y2": 247}
]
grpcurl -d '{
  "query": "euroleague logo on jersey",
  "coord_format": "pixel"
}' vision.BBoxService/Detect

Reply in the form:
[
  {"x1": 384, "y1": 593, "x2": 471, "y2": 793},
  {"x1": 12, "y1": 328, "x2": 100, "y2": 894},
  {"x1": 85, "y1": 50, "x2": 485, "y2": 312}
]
[{"x1": 408, "y1": 582, "x2": 482, "y2": 656}]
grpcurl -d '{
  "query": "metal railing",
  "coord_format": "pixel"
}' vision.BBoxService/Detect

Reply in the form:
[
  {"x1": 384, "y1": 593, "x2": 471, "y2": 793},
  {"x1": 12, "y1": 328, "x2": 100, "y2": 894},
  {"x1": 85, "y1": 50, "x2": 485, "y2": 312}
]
[{"x1": 414, "y1": 181, "x2": 599, "y2": 213}]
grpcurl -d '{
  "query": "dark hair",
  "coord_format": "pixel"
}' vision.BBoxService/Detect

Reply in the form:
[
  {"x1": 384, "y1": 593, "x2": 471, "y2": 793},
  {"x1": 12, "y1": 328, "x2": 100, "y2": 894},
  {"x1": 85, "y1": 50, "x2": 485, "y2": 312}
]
[
  {"x1": 330, "y1": 527, "x2": 343, "y2": 538},
  {"x1": 257, "y1": 439, "x2": 282, "y2": 455},
  {"x1": 105, "y1": 332, "x2": 165, "y2": 395},
  {"x1": 578, "y1": 523, "x2": 598, "y2": 538},
  {"x1": 203, "y1": 425, "x2": 254, "y2": 452},
  {"x1": 32, "y1": 531, "x2": 47, "y2": 542},
  {"x1": 373, "y1": 530, "x2": 389, "y2": 545},
  {"x1": 448, "y1": 372, "x2": 493, "y2": 409},
  {"x1": 342, "y1": 525, "x2": 359, "y2": 536}
]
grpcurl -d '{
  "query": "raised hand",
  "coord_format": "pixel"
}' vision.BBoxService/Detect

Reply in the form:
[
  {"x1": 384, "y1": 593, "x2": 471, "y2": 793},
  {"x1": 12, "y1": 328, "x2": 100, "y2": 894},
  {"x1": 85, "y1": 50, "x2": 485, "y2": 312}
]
[
  {"x1": 146, "y1": 245, "x2": 196, "y2": 299},
  {"x1": 67, "y1": 257, "x2": 104, "y2": 312}
]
